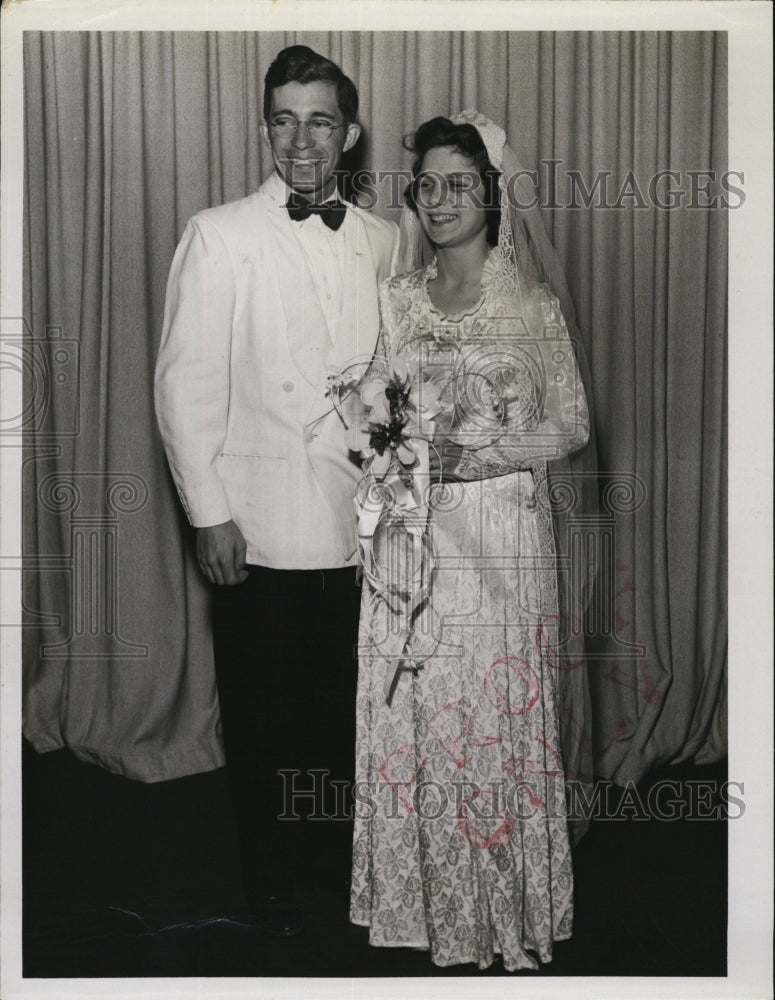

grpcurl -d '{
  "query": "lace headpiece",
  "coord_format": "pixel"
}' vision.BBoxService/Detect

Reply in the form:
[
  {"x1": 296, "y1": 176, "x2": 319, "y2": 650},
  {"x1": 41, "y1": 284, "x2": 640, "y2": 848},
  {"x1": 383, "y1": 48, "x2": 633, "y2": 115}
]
[
  {"x1": 398, "y1": 109, "x2": 543, "y2": 307},
  {"x1": 449, "y1": 108, "x2": 506, "y2": 168},
  {"x1": 449, "y1": 109, "x2": 519, "y2": 299}
]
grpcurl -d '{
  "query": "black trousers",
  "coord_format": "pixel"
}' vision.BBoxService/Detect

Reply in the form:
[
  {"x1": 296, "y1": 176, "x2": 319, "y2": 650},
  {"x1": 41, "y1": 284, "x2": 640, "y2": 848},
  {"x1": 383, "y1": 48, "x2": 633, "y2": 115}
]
[{"x1": 212, "y1": 565, "x2": 360, "y2": 905}]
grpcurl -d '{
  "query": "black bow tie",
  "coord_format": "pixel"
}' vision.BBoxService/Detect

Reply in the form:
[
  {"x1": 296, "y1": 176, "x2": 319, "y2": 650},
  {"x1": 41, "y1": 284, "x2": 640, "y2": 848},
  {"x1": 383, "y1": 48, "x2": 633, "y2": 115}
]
[{"x1": 286, "y1": 193, "x2": 347, "y2": 231}]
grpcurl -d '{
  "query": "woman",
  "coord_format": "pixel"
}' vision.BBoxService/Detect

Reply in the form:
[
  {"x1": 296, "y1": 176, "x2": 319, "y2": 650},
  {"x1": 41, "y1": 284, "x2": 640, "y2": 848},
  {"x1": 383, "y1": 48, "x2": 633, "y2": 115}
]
[{"x1": 348, "y1": 113, "x2": 592, "y2": 971}]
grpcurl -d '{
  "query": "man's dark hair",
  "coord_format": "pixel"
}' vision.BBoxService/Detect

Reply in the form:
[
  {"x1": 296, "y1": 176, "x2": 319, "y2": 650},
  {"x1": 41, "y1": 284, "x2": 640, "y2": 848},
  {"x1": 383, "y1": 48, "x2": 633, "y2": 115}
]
[
  {"x1": 404, "y1": 117, "x2": 501, "y2": 246},
  {"x1": 263, "y1": 45, "x2": 359, "y2": 122}
]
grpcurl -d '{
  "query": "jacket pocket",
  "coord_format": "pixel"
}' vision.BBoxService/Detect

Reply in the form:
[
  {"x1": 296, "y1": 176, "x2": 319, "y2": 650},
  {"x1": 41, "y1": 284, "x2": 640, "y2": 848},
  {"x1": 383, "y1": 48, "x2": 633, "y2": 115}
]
[{"x1": 218, "y1": 454, "x2": 289, "y2": 537}]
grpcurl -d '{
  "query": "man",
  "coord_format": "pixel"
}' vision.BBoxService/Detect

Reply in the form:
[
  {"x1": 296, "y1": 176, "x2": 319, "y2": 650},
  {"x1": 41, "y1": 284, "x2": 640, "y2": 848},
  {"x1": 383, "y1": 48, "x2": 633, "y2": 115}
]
[{"x1": 155, "y1": 46, "x2": 398, "y2": 935}]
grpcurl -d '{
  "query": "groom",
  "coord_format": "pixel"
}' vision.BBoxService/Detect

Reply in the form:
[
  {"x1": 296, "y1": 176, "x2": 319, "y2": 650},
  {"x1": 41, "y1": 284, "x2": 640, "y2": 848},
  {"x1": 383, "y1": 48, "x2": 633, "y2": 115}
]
[{"x1": 155, "y1": 45, "x2": 398, "y2": 935}]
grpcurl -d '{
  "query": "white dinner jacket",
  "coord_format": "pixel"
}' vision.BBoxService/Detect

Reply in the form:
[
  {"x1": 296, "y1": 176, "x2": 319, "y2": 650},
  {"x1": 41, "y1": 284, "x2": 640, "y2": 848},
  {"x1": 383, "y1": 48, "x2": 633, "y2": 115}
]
[{"x1": 155, "y1": 172, "x2": 399, "y2": 568}]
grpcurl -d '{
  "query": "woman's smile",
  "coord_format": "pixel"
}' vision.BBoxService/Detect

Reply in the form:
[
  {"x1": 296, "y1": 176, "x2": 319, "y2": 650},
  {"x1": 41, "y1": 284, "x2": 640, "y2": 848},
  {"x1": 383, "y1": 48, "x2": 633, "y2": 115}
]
[{"x1": 416, "y1": 146, "x2": 490, "y2": 249}]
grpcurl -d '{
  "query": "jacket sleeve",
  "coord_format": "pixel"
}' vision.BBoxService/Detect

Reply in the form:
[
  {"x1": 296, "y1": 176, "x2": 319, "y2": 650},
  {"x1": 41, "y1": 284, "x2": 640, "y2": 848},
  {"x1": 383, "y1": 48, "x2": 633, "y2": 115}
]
[
  {"x1": 154, "y1": 214, "x2": 236, "y2": 527},
  {"x1": 387, "y1": 220, "x2": 401, "y2": 279},
  {"x1": 369, "y1": 215, "x2": 401, "y2": 283}
]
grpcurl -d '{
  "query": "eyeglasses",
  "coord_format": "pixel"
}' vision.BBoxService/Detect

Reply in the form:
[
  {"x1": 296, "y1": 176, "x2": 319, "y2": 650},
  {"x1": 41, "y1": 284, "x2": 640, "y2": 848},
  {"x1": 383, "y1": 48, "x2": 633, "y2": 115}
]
[{"x1": 268, "y1": 116, "x2": 349, "y2": 142}]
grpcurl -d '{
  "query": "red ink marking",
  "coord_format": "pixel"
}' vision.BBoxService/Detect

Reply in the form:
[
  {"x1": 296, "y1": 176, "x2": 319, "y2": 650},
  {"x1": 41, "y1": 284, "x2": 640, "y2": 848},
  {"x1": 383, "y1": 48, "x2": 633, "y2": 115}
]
[
  {"x1": 457, "y1": 789, "x2": 515, "y2": 848},
  {"x1": 500, "y1": 759, "x2": 547, "y2": 809},
  {"x1": 501, "y1": 740, "x2": 565, "y2": 811},
  {"x1": 559, "y1": 709, "x2": 591, "y2": 755},
  {"x1": 425, "y1": 699, "x2": 500, "y2": 769},
  {"x1": 535, "y1": 732, "x2": 564, "y2": 771},
  {"x1": 639, "y1": 662, "x2": 664, "y2": 705},
  {"x1": 483, "y1": 657, "x2": 541, "y2": 715},
  {"x1": 603, "y1": 663, "x2": 663, "y2": 705},
  {"x1": 595, "y1": 719, "x2": 630, "y2": 754},
  {"x1": 377, "y1": 743, "x2": 426, "y2": 815},
  {"x1": 535, "y1": 613, "x2": 585, "y2": 671}
]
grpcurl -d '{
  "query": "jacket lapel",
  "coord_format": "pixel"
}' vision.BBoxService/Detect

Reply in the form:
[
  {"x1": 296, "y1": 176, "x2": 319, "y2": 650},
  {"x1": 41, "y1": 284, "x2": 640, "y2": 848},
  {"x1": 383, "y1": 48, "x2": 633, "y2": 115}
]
[
  {"x1": 260, "y1": 174, "x2": 331, "y2": 390},
  {"x1": 305, "y1": 205, "x2": 381, "y2": 427}
]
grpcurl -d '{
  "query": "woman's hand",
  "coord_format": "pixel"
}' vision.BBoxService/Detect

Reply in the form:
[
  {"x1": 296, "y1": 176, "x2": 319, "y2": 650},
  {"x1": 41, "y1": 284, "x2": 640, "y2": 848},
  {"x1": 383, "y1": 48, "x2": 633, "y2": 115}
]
[{"x1": 428, "y1": 437, "x2": 464, "y2": 482}]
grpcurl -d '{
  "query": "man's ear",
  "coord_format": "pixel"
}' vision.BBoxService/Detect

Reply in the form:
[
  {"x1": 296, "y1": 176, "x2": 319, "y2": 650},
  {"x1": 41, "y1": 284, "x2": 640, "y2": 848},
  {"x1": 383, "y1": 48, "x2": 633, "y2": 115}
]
[
  {"x1": 343, "y1": 122, "x2": 362, "y2": 154},
  {"x1": 259, "y1": 121, "x2": 271, "y2": 147}
]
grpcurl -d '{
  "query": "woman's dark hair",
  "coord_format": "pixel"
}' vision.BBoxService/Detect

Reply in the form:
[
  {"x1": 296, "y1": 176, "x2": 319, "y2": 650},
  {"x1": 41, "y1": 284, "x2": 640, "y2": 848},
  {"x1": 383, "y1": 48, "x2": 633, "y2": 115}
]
[
  {"x1": 404, "y1": 117, "x2": 501, "y2": 246},
  {"x1": 263, "y1": 45, "x2": 358, "y2": 123}
]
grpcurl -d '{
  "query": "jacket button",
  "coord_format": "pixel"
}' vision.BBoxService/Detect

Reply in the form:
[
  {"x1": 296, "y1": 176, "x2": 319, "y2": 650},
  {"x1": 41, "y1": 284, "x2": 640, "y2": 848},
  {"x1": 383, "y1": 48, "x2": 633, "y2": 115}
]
[{"x1": 283, "y1": 380, "x2": 295, "y2": 393}]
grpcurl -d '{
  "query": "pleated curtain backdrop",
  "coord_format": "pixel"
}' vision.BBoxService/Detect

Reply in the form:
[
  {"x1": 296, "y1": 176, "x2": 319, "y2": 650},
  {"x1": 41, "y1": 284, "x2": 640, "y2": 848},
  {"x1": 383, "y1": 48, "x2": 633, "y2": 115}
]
[{"x1": 22, "y1": 31, "x2": 727, "y2": 783}]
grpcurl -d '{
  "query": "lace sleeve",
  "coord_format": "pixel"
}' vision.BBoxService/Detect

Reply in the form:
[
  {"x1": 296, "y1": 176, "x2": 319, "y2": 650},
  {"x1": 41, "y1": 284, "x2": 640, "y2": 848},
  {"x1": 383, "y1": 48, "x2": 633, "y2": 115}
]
[{"x1": 445, "y1": 287, "x2": 589, "y2": 481}]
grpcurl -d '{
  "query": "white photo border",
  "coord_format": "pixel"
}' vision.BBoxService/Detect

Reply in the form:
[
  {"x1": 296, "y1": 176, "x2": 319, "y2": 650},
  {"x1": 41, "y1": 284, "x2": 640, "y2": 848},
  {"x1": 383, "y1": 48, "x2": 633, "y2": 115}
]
[{"x1": 1, "y1": 3, "x2": 772, "y2": 999}]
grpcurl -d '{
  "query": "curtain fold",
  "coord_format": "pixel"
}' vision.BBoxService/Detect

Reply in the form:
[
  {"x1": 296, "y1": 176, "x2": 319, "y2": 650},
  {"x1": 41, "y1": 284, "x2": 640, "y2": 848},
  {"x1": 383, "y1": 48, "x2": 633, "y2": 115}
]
[{"x1": 23, "y1": 30, "x2": 727, "y2": 783}]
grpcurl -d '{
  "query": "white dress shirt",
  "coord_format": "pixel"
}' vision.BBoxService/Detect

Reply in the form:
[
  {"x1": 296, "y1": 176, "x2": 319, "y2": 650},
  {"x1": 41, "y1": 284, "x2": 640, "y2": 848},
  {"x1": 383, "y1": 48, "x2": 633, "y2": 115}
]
[{"x1": 292, "y1": 194, "x2": 346, "y2": 344}]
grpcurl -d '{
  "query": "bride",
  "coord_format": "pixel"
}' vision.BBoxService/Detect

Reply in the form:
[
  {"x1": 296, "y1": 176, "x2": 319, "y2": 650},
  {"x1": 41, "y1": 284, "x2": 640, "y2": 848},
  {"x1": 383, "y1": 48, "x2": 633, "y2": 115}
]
[{"x1": 348, "y1": 112, "x2": 594, "y2": 971}]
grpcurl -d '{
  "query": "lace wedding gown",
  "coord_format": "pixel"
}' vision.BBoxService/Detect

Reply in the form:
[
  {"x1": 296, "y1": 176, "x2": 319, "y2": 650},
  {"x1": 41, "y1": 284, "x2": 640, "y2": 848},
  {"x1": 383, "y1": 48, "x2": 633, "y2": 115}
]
[{"x1": 350, "y1": 250, "x2": 590, "y2": 971}]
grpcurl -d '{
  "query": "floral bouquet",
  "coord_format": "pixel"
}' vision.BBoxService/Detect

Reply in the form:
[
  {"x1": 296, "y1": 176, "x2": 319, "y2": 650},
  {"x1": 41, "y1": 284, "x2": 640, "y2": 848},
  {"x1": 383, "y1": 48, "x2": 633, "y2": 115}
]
[
  {"x1": 325, "y1": 336, "x2": 538, "y2": 700},
  {"x1": 326, "y1": 357, "x2": 445, "y2": 699}
]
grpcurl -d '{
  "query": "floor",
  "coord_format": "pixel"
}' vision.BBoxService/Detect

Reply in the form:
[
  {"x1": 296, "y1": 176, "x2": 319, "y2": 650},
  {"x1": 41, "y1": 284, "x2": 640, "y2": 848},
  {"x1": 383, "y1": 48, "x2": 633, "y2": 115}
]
[{"x1": 22, "y1": 741, "x2": 727, "y2": 979}]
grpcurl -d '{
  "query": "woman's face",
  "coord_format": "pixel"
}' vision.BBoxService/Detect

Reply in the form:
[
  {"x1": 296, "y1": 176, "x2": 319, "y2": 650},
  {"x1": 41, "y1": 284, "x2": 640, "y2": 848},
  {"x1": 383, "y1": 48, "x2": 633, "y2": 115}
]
[{"x1": 414, "y1": 146, "x2": 490, "y2": 251}]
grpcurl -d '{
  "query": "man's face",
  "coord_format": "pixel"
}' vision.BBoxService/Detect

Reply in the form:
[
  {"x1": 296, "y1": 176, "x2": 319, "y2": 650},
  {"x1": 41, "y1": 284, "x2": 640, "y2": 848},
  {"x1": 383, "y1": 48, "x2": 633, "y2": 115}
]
[{"x1": 261, "y1": 80, "x2": 360, "y2": 201}]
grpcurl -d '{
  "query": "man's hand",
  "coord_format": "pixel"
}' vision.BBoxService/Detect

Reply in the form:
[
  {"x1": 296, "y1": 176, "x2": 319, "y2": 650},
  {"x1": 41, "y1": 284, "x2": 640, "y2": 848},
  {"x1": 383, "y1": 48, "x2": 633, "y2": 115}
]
[{"x1": 196, "y1": 520, "x2": 249, "y2": 586}]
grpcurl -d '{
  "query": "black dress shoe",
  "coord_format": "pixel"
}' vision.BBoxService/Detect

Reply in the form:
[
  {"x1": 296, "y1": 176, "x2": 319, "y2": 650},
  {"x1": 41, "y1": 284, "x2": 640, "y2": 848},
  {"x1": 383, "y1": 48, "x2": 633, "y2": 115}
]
[{"x1": 250, "y1": 895, "x2": 303, "y2": 937}]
